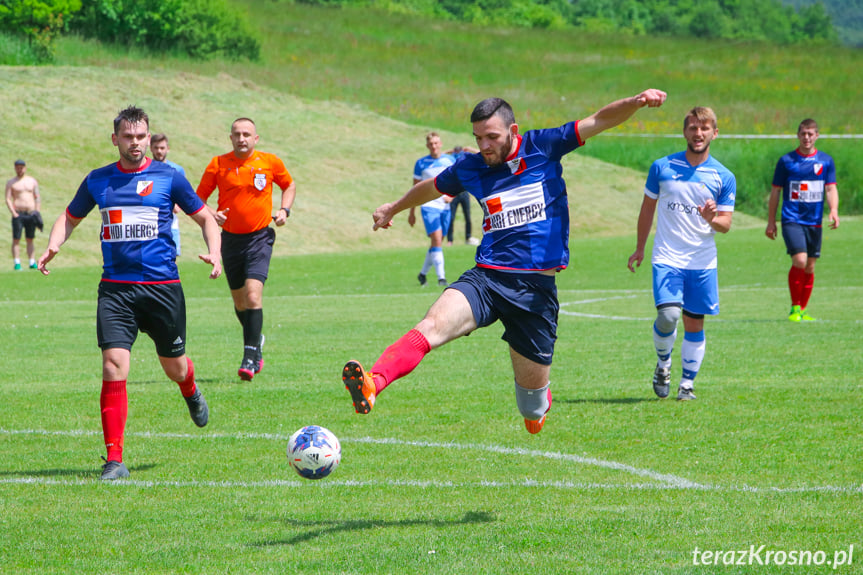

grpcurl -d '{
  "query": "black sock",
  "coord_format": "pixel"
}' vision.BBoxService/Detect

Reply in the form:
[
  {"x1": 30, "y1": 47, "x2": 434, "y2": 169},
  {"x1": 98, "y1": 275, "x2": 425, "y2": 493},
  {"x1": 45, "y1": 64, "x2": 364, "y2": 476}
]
[{"x1": 244, "y1": 308, "x2": 263, "y2": 358}]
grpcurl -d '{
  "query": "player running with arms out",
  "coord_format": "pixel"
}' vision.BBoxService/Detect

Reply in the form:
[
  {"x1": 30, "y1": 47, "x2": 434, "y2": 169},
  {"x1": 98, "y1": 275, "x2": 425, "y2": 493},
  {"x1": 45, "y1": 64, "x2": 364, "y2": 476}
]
[
  {"x1": 765, "y1": 118, "x2": 839, "y2": 322},
  {"x1": 37, "y1": 106, "x2": 222, "y2": 480},
  {"x1": 196, "y1": 118, "x2": 296, "y2": 381},
  {"x1": 627, "y1": 106, "x2": 736, "y2": 401},
  {"x1": 343, "y1": 89, "x2": 666, "y2": 434}
]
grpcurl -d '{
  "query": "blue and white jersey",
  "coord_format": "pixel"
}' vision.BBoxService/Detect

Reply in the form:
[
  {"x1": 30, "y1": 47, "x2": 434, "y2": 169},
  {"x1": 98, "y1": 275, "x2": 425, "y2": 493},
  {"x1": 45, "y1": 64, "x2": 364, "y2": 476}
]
[
  {"x1": 434, "y1": 122, "x2": 583, "y2": 271},
  {"x1": 67, "y1": 158, "x2": 205, "y2": 283},
  {"x1": 160, "y1": 159, "x2": 186, "y2": 178},
  {"x1": 773, "y1": 149, "x2": 836, "y2": 226},
  {"x1": 645, "y1": 151, "x2": 736, "y2": 270},
  {"x1": 414, "y1": 154, "x2": 456, "y2": 210}
]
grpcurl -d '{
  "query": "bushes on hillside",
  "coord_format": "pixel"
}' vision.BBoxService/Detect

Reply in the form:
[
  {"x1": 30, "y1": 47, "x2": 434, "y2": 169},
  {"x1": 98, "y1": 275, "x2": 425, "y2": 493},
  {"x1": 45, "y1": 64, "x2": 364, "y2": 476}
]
[
  {"x1": 0, "y1": 0, "x2": 81, "y2": 62},
  {"x1": 69, "y1": 0, "x2": 260, "y2": 60},
  {"x1": 302, "y1": 0, "x2": 839, "y2": 43}
]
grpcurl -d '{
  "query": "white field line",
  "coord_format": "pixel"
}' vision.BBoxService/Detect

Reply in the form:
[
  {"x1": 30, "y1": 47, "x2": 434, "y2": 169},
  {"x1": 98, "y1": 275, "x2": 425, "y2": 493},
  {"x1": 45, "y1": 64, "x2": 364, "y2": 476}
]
[{"x1": 1, "y1": 428, "x2": 860, "y2": 494}]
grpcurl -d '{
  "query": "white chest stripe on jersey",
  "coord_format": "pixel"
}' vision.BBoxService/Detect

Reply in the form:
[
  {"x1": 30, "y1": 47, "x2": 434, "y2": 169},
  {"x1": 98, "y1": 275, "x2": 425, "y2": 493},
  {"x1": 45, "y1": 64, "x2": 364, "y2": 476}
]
[
  {"x1": 100, "y1": 205, "x2": 159, "y2": 242},
  {"x1": 481, "y1": 182, "x2": 547, "y2": 232}
]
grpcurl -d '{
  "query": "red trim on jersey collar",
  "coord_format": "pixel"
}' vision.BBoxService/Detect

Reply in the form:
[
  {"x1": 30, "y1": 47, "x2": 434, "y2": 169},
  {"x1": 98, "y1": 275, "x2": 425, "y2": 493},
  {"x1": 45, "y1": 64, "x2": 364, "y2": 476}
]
[
  {"x1": 116, "y1": 157, "x2": 152, "y2": 174},
  {"x1": 505, "y1": 134, "x2": 523, "y2": 163},
  {"x1": 795, "y1": 148, "x2": 818, "y2": 158}
]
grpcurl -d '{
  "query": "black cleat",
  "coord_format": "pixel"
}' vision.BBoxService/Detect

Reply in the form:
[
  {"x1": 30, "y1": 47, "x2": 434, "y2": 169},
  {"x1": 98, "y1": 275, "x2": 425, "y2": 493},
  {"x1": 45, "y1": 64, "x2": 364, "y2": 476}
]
[
  {"x1": 417, "y1": 273, "x2": 427, "y2": 287},
  {"x1": 652, "y1": 363, "x2": 671, "y2": 398},
  {"x1": 184, "y1": 388, "x2": 209, "y2": 427},
  {"x1": 100, "y1": 458, "x2": 130, "y2": 481}
]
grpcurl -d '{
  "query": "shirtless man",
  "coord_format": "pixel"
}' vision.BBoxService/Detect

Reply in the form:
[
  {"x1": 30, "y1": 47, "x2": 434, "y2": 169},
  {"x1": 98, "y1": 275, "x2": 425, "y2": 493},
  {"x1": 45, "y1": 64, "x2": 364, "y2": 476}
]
[{"x1": 5, "y1": 159, "x2": 42, "y2": 270}]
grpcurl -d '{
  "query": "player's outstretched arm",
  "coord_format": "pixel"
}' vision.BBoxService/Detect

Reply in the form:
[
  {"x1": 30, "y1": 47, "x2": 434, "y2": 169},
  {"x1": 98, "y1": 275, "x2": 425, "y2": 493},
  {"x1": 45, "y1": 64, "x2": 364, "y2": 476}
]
[
  {"x1": 578, "y1": 89, "x2": 667, "y2": 141},
  {"x1": 37, "y1": 211, "x2": 82, "y2": 275},
  {"x1": 373, "y1": 178, "x2": 442, "y2": 231},
  {"x1": 190, "y1": 208, "x2": 222, "y2": 279}
]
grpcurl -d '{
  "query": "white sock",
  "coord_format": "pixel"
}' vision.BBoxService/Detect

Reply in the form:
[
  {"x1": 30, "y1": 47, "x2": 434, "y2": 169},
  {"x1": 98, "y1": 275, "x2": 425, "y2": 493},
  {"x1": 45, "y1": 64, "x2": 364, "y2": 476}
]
[
  {"x1": 420, "y1": 250, "x2": 433, "y2": 275},
  {"x1": 653, "y1": 323, "x2": 676, "y2": 370},
  {"x1": 680, "y1": 330, "x2": 705, "y2": 389},
  {"x1": 431, "y1": 248, "x2": 445, "y2": 280}
]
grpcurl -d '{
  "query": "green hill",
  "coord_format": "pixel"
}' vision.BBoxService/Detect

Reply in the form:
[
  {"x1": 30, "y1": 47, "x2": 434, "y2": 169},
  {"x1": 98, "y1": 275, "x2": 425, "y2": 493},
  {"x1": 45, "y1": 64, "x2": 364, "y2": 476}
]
[
  {"x1": 50, "y1": 1, "x2": 863, "y2": 217},
  {"x1": 4, "y1": 65, "x2": 757, "y2": 267}
]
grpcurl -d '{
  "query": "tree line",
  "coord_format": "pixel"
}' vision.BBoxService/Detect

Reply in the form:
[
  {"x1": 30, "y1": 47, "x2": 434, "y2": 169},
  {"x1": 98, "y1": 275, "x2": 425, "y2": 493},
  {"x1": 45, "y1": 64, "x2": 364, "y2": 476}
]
[{"x1": 0, "y1": 0, "x2": 260, "y2": 63}]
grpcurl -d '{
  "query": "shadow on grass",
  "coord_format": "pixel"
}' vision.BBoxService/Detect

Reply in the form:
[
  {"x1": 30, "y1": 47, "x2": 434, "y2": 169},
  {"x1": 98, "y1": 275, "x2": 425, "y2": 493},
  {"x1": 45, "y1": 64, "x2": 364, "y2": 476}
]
[
  {"x1": 0, "y1": 463, "x2": 157, "y2": 479},
  {"x1": 250, "y1": 510, "x2": 495, "y2": 547}
]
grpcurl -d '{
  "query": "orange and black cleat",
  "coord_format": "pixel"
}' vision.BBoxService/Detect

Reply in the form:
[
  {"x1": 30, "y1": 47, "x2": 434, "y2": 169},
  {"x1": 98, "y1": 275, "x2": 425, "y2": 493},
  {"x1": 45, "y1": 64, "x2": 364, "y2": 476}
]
[{"x1": 342, "y1": 360, "x2": 377, "y2": 414}]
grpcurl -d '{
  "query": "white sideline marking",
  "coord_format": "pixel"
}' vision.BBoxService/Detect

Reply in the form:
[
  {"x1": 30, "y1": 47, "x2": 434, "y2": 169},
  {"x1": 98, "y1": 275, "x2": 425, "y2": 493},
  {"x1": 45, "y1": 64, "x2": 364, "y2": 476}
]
[
  {"x1": 2, "y1": 428, "x2": 860, "y2": 494},
  {"x1": 559, "y1": 294, "x2": 650, "y2": 320}
]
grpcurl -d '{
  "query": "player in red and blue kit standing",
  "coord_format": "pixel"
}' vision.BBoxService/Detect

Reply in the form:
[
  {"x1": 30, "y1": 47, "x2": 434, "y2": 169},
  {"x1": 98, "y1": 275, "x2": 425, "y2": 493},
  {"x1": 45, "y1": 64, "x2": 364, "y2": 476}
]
[
  {"x1": 766, "y1": 118, "x2": 840, "y2": 322},
  {"x1": 38, "y1": 106, "x2": 222, "y2": 480},
  {"x1": 342, "y1": 89, "x2": 667, "y2": 434}
]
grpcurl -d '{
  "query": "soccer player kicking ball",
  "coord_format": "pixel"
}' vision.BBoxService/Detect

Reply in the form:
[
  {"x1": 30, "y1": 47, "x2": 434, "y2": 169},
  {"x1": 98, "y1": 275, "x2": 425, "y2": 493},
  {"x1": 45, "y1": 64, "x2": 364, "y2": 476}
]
[
  {"x1": 343, "y1": 89, "x2": 667, "y2": 433},
  {"x1": 627, "y1": 107, "x2": 736, "y2": 401},
  {"x1": 38, "y1": 107, "x2": 222, "y2": 480}
]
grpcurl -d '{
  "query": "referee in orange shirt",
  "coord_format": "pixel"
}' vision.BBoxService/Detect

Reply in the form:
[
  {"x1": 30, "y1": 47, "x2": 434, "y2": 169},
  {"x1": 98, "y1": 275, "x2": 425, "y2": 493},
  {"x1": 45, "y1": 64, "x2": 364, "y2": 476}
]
[{"x1": 197, "y1": 117, "x2": 296, "y2": 381}]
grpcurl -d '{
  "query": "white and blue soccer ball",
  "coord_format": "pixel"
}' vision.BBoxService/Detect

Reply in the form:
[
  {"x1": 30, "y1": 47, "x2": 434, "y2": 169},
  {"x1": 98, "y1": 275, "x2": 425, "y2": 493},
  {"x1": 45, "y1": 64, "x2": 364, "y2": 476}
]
[{"x1": 287, "y1": 425, "x2": 341, "y2": 480}]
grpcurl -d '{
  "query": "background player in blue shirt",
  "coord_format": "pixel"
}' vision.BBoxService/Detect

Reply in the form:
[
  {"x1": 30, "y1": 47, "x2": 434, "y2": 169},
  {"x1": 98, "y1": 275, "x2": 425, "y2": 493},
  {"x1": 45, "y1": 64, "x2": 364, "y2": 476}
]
[
  {"x1": 37, "y1": 106, "x2": 222, "y2": 480},
  {"x1": 150, "y1": 133, "x2": 186, "y2": 256},
  {"x1": 628, "y1": 107, "x2": 736, "y2": 401},
  {"x1": 410, "y1": 131, "x2": 456, "y2": 287},
  {"x1": 343, "y1": 88, "x2": 666, "y2": 434},
  {"x1": 765, "y1": 118, "x2": 840, "y2": 322}
]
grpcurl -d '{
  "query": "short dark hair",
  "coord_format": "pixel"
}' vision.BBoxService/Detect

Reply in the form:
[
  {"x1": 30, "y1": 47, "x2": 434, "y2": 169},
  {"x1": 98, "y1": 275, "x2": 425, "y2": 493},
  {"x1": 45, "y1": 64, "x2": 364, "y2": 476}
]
[
  {"x1": 232, "y1": 117, "x2": 256, "y2": 130},
  {"x1": 470, "y1": 98, "x2": 515, "y2": 126},
  {"x1": 150, "y1": 133, "x2": 169, "y2": 145},
  {"x1": 114, "y1": 106, "x2": 149, "y2": 134},
  {"x1": 798, "y1": 118, "x2": 819, "y2": 133}
]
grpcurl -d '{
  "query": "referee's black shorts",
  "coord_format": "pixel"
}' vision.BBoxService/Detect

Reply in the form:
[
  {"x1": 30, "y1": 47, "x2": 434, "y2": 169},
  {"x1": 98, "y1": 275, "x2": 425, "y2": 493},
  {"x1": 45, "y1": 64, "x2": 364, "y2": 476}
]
[
  {"x1": 97, "y1": 281, "x2": 187, "y2": 357},
  {"x1": 221, "y1": 227, "x2": 276, "y2": 290}
]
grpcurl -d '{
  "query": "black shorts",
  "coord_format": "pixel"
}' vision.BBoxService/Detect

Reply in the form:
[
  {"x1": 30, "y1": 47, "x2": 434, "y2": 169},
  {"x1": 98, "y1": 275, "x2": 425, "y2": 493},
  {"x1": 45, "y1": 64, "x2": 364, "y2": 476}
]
[
  {"x1": 12, "y1": 212, "x2": 38, "y2": 240},
  {"x1": 782, "y1": 221, "x2": 822, "y2": 258},
  {"x1": 221, "y1": 227, "x2": 276, "y2": 290},
  {"x1": 97, "y1": 282, "x2": 187, "y2": 357},
  {"x1": 450, "y1": 267, "x2": 559, "y2": 366}
]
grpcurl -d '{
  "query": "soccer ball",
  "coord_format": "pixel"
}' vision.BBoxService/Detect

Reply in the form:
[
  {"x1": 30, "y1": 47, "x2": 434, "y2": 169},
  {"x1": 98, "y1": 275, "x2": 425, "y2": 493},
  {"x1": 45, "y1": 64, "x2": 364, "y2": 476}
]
[{"x1": 286, "y1": 425, "x2": 341, "y2": 480}]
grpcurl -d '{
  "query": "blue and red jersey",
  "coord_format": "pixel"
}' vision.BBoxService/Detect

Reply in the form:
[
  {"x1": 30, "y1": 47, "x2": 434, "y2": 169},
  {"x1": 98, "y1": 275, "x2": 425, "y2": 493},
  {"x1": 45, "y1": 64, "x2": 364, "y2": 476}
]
[
  {"x1": 67, "y1": 158, "x2": 205, "y2": 283},
  {"x1": 434, "y1": 122, "x2": 583, "y2": 272},
  {"x1": 773, "y1": 149, "x2": 836, "y2": 226}
]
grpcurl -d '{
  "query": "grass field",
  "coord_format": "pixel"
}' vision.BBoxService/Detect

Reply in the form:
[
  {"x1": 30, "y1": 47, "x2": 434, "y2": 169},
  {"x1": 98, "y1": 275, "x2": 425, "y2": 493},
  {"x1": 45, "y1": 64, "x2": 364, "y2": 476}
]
[{"x1": 1, "y1": 220, "x2": 860, "y2": 574}]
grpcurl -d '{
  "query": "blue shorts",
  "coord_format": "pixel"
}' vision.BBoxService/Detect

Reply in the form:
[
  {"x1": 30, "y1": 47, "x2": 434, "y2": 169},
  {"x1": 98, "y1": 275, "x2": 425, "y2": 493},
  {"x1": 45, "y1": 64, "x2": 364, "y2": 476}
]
[
  {"x1": 421, "y1": 206, "x2": 451, "y2": 236},
  {"x1": 652, "y1": 264, "x2": 719, "y2": 316},
  {"x1": 450, "y1": 267, "x2": 558, "y2": 365},
  {"x1": 781, "y1": 221, "x2": 822, "y2": 258}
]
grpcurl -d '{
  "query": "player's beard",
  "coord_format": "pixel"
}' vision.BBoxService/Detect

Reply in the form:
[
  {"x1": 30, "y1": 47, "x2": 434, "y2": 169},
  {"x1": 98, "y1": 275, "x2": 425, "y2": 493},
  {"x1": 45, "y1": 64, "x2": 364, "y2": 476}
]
[
  {"x1": 120, "y1": 146, "x2": 145, "y2": 166},
  {"x1": 482, "y1": 133, "x2": 514, "y2": 167},
  {"x1": 686, "y1": 140, "x2": 710, "y2": 155}
]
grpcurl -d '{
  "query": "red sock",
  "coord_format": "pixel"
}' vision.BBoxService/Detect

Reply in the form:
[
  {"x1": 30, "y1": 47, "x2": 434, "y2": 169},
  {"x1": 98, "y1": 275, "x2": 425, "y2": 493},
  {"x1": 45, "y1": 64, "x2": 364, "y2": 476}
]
[
  {"x1": 371, "y1": 329, "x2": 431, "y2": 394},
  {"x1": 788, "y1": 266, "x2": 805, "y2": 306},
  {"x1": 101, "y1": 380, "x2": 127, "y2": 463},
  {"x1": 177, "y1": 357, "x2": 197, "y2": 398},
  {"x1": 801, "y1": 272, "x2": 815, "y2": 310}
]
